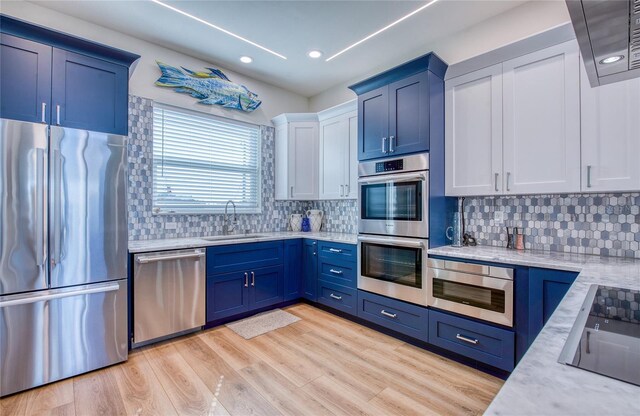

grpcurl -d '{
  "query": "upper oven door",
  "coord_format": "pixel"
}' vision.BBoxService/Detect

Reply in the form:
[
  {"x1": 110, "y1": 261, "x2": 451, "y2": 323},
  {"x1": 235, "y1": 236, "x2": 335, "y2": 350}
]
[
  {"x1": 358, "y1": 235, "x2": 428, "y2": 306},
  {"x1": 358, "y1": 171, "x2": 429, "y2": 238}
]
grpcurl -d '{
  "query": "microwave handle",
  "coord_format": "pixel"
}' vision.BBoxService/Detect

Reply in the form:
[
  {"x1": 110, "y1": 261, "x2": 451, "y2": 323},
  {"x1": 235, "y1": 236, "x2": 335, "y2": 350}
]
[
  {"x1": 358, "y1": 172, "x2": 426, "y2": 185},
  {"x1": 357, "y1": 235, "x2": 425, "y2": 249}
]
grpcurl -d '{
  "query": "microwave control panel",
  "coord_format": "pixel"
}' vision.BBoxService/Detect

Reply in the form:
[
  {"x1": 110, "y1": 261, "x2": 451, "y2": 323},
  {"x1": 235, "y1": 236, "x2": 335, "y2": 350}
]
[{"x1": 375, "y1": 159, "x2": 404, "y2": 173}]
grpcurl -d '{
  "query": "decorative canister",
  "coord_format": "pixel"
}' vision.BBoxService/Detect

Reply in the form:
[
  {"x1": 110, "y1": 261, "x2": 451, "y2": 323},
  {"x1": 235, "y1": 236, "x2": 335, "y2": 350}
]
[
  {"x1": 301, "y1": 217, "x2": 311, "y2": 232},
  {"x1": 289, "y1": 213, "x2": 302, "y2": 232},
  {"x1": 306, "y1": 209, "x2": 324, "y2": 232}
]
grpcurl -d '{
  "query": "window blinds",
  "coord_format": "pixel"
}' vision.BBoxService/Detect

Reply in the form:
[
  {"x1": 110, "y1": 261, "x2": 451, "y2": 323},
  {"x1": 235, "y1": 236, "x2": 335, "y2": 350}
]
[{"x1": 152, "y1": 104, "x2": 261, "y2": 214}]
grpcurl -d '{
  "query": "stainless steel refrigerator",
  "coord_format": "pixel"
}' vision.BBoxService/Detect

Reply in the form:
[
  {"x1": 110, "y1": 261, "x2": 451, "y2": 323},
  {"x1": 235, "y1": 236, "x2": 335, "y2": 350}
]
[{"x1": 0, "y1": 118, "x2": 128, "y2": 396}]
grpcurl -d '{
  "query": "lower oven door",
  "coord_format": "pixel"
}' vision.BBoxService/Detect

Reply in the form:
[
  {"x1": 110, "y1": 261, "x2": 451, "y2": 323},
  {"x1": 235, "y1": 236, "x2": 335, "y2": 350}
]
[
  {"x1": 427, "y1": 269, "x2": 513, "y2": 327},
  {"x1": 358, "y1": 235, "x2": 428, "y2": 306}
]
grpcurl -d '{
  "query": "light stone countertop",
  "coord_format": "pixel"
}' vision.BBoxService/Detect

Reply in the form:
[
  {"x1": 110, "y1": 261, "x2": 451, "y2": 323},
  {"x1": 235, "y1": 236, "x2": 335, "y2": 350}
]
[
  {"x1": 428, "y1": 245, "x2": 640, "y2": 416},
  {"x1": 128, "y1": 231, "x2": 358, "y2": 253}
]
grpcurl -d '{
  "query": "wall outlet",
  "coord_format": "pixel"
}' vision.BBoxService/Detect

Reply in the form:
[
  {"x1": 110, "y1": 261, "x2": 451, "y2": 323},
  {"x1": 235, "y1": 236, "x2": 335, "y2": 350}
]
[
  {"x1": 165, "y1": 222, "x2": 177, "y2": 230},
  {"x1": 273, "y1": 211, "x2": 280, "y2": 219},
  {"x1": 494, "y1": 211, "x2": 504, "y2": 223}
]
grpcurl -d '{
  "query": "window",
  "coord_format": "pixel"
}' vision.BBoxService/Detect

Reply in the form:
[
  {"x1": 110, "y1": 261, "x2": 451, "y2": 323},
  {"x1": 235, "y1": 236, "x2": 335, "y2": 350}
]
[{"x1": 152, "y1": 104, "x2": 261, "y2": 214}]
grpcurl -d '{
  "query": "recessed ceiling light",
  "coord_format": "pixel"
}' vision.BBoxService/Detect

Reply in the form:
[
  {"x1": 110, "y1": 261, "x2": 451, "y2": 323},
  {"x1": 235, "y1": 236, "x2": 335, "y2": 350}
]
[
  {"x1": 149, "y1": 0, "x2": 287, "y2": 60},
  {"x1": 240, "y1": 56, "x2": 253, "y2": 64},
  {"x1": 599, "y1": 55, "x2": 624, "y2": 65},
  {"x1": 326, "y1": 0, "x2": 439, "y2": 62},
  {"x1": 308, "y1": 50, "x2": 323, "y2": 59}
]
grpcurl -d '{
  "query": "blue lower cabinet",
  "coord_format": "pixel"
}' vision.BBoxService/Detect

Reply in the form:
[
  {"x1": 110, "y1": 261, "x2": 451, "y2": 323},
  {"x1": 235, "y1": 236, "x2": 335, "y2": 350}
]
[
  {"x1": 528, "y1": 267, "x2": 578, "y2": 341},
  {"x1": 317, "y1": 280, "x2": 357, "y2": 316},
  {"x1": 302, "y1": 240, "x2": 318, "y2": 301},
  {"x1": 357, "y1": 290, "x2": 429, "y2": 342},
  {"x1": 283, "y1": 239, "x2": 302, "y2": 301},
  {"x1": 207, "y1": 241, "x2": 283, "y2": 275},
  {"x1": 207, "y1": 271, "x2": 250, "y2": 322},
  {"x1": 319, "y1": 260, "x2": 356, "y2": 289},
  {"x1": 251, "y1": 265, "x2": 284, "y2": 310},
  {"x1": 429, "y1": 309, "x2": 515, "y2": 372}
]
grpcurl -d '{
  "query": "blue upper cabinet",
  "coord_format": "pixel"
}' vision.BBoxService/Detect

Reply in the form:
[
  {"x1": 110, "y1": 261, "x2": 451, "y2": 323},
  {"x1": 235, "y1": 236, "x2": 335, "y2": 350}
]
[
  {"x1": 0, "y1": 33, "x2": 52, "y2": 124},
  {"x1": 350, "y1": 53, "x2": 447, "y2": 161},
  {"x1": 0, "y1": 15, "x2": 139, "y2": 134},
  {"x1": 52, "y1": 49, "x2": 128, "y2": 135},
  {"x1": 358, "y1": 86, "x2": 389, "y2": 160}
]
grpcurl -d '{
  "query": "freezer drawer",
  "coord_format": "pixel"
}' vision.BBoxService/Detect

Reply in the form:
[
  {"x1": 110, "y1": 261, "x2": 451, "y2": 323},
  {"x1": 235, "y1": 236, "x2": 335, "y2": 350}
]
[
  {"x1": 133, "y1": 248, "x2": 206, "y2": 346},
  {"x1": 0, "y1": 280, "x2": 128, "y2": 396}
]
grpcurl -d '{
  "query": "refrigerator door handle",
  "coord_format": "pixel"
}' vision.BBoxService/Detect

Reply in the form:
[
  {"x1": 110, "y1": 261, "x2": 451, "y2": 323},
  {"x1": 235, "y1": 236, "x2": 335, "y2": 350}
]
[
  {"x1": 50, "y1": 149, "x2": 62, "y2": 268},
  {"x1": 0, "y1": 282, "x2": 121, "y2": 308},
  {"x1": 35, "y1": 148, "x2": 46, "y2": 267}
]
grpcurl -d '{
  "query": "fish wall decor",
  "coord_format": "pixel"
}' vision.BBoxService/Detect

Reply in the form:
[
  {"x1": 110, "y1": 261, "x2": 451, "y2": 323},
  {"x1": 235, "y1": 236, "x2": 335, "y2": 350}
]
[{"x1": 155, "y1": 61, "x2": 262, "y2": 112}]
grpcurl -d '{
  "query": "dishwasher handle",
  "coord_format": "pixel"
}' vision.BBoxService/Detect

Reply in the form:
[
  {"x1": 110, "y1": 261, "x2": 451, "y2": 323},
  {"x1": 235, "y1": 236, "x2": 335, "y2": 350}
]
[{"x1": 136, "y1": 250, "x2": 205, "y2": 264}]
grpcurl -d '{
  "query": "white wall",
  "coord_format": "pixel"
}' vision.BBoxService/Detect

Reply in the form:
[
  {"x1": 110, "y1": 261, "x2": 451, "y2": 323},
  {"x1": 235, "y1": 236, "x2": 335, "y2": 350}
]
[
  {"x1": 2, "y1": 1, "x2": 309, "y2": 125},
  {"x1": 309, "y1": 0, "x2": 571, "y2": 112}
]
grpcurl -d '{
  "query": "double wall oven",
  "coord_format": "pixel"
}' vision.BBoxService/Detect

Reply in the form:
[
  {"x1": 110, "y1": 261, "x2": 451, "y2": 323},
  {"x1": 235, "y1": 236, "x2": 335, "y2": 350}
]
[
  {"x1": 358, "y1": 154, "x2": 430, "y2": 306},
  {"x1": 357, "y1": 153, "x2": 514, "y2": 327}
]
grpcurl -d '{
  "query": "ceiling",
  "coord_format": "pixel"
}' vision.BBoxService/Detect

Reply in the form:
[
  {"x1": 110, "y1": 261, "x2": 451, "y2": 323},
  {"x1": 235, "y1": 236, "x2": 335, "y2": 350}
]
[{"x1": 30, "y1": 0, "x2": 529, "y2": 97}]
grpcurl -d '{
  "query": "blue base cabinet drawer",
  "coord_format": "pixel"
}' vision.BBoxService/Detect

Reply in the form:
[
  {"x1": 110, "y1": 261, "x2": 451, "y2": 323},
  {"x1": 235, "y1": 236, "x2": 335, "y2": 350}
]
[
  {"x1": 319, "y1": 260, "x2": 356, "y2": 289},
  {"x1": 207, "y1": 241, "x2": 283, "y2": 275},
  {"x1": 429, "y1": 309, "x2": 515, "y2": 371},
  {"x1": 317, "y1": 280, "x2": 357, "y2": 316},
  {"x1": 317, "y1": 241, "x2": 356, "y2": 263},
  {"x1": 357, "y1": 290, "x2": 428, "y2": 341}
]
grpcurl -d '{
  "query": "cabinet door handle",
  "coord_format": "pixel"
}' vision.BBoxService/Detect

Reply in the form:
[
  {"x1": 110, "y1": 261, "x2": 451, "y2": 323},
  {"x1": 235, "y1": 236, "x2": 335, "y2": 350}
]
[
  {"x1": 380, "y1": 310, "x2": 397, "y2": 318},
  {"x1": 41, "y1": 102, "x2": 46, "y2": 123},
  {"x1": 389, "y1": 135, "x2": 395, "y2": 153},
  {"x1": 345, "y1": 184, "x2": 349, "y2": 196},
  {"x1": 290, "y1": 186, "x2": 293, "y2": 198},
  {"x1": 494, "y1": 173, "x2": 499, "y2": 192},
  {"x1": 506, "y1": 172, "x2": 511, "y2": 192},
  {"x1": 587, "y1": 165, "x2": 592, "y2": 188},
  {"x1": 251, "y1": 271, "x2": 255, "y2": 287},
  {"x1": 329, "y1": 269, "x2": 343, "y2": 275},
  {"x1": 328, "y1": 248, "x2": 342, "y2": 253},
  {"x1": 56, "y1": 105, "x2": 61, "y2": 125},
  {"x1": 382, "y1": 137, "x2": 388, "y2": 154},
  {"x1": 340, "y1": 185, "x2": 344, "y2": 197},
  {"x1": 329, "y1": 293, "x2": 342, "y2": 300},
  {"x1": 456, "y1": 334, "x2": 479, "y2": 345},
  {"x1": 244, "y1": 272, "x2": 248, "y2": 288}
]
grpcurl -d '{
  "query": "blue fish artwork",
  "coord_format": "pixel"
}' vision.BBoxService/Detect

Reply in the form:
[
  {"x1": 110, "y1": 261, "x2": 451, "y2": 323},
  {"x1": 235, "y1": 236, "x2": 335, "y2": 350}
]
[{"x1": 155, "y1": 61, "x2": 262, "y2": 112}]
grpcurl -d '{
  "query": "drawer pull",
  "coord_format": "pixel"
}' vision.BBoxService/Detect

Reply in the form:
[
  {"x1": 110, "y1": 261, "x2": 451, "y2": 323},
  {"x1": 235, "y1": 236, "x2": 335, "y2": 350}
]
[
  {"x1": 456, "y1": 334, "x2": 479, "y2": 345},
  {"x1": 329, "y1": 293, "x2": 342, "y2": 300},
  {"x1": 380, "y1": 310, "x2": 397, "y2": 318},
  {"x1": 328, "y1": 248, "x2": 342, "y2": 253},
  {"x1": 244, "y1": 272, "x2": 248, "y2": 288},
  {"x1": 329, "y1": 268, "x2": 343, "y2": 275}
]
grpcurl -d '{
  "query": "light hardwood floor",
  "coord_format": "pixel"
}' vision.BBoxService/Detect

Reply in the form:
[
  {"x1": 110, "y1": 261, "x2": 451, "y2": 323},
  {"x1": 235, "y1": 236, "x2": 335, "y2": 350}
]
[{"x1": 0, "y1": 304, "x2": 504, "y2": 416}]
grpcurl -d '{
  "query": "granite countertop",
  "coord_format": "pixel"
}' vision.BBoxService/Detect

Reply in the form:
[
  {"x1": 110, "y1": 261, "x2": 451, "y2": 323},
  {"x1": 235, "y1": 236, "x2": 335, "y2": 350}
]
[
  {"x1": 128, "y1": 231, "x2": 358, "y2": 253},
  {"x1": 428, "y1": 245, "x2": 640, "y2": 416}
]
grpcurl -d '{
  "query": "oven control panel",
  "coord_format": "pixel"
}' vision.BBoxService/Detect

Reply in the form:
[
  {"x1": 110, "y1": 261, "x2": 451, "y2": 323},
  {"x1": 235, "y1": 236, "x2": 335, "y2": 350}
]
[{"x1": 375, "y1": 159, "x2": 404, "y2": 173}]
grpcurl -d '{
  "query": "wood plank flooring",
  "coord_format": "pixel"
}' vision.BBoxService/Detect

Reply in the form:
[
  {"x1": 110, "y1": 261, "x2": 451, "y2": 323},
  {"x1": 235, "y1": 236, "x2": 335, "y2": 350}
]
[{"x1": 0, "y1": 304, "x2": 504, "y2": 416}]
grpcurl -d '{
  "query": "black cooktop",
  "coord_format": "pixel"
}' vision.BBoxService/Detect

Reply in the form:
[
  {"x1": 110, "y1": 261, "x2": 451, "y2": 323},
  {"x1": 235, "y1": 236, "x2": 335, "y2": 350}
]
[{"x1": 558, "y1": 284, "x2": 640, "y2": 386}]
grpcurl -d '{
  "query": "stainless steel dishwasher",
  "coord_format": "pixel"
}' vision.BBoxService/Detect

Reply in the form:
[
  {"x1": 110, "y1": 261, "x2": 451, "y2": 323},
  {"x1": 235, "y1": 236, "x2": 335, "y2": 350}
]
[{"x1": 133, "y1": 248, "x2": 206, "y2": 347}]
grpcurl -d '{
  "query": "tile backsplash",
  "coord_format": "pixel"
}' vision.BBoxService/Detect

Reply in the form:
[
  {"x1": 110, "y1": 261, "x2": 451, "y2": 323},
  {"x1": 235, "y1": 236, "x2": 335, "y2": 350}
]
[
  {"x1": 463, "y1": 193, "x2": 640, "y2": 259},
  {"x1": 127, "y1": 95, "x2": 357, "y2": 240}
]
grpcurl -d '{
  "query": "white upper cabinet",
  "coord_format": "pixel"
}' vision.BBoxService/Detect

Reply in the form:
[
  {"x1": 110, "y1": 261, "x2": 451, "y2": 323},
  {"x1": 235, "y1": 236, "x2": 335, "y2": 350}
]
[
  {"x1": 502, "y1": 40, "x2": 581, "y2": 195},
  {"x1": 445, "y1": 63, "x2": 503, "y2": 196},
  {"x1": 580, "y1": 62, "x2": 640, "y2": 192},
  {"x1": 318, "y1": 101, "x2": 358, "y2": 199},
  {"x1": 273, "y1": 114, "x2": 319, "y2": 200}
]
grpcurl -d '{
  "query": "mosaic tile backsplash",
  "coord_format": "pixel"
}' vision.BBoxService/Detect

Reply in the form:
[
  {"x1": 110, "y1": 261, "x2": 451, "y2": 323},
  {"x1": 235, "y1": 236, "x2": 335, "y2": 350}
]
[
  {"x1": 462, "y1": 193, "x2": 640, "y2": 259},
  {"x1": 127, "y1": 96, "x2": 357, "y2": 240}
]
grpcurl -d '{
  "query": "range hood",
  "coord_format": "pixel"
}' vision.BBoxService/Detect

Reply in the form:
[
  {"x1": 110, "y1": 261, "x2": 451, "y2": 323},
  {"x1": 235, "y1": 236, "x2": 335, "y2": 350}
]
[{"x1": 566, "y1": 0, "x2": 640, "y2": 87}]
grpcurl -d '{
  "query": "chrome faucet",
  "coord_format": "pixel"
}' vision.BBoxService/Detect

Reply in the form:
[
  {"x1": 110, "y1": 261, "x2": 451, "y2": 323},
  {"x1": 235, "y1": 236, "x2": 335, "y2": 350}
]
[{"x1": 223, "y1": 200, "x2": 238, "y2": 235}]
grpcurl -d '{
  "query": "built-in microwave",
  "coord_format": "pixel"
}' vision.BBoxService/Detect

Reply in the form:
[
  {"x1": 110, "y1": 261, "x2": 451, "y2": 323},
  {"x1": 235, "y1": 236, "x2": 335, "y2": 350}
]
[
  {"x1": 427, "y1": 259, "x2": 514, "y2": 327},
  {"x1": 358, "y1": 154, "x2": 429, "y2": 239},
  {"x1": 357, "y1": 235, "x2": 429, "y2": 306}
]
